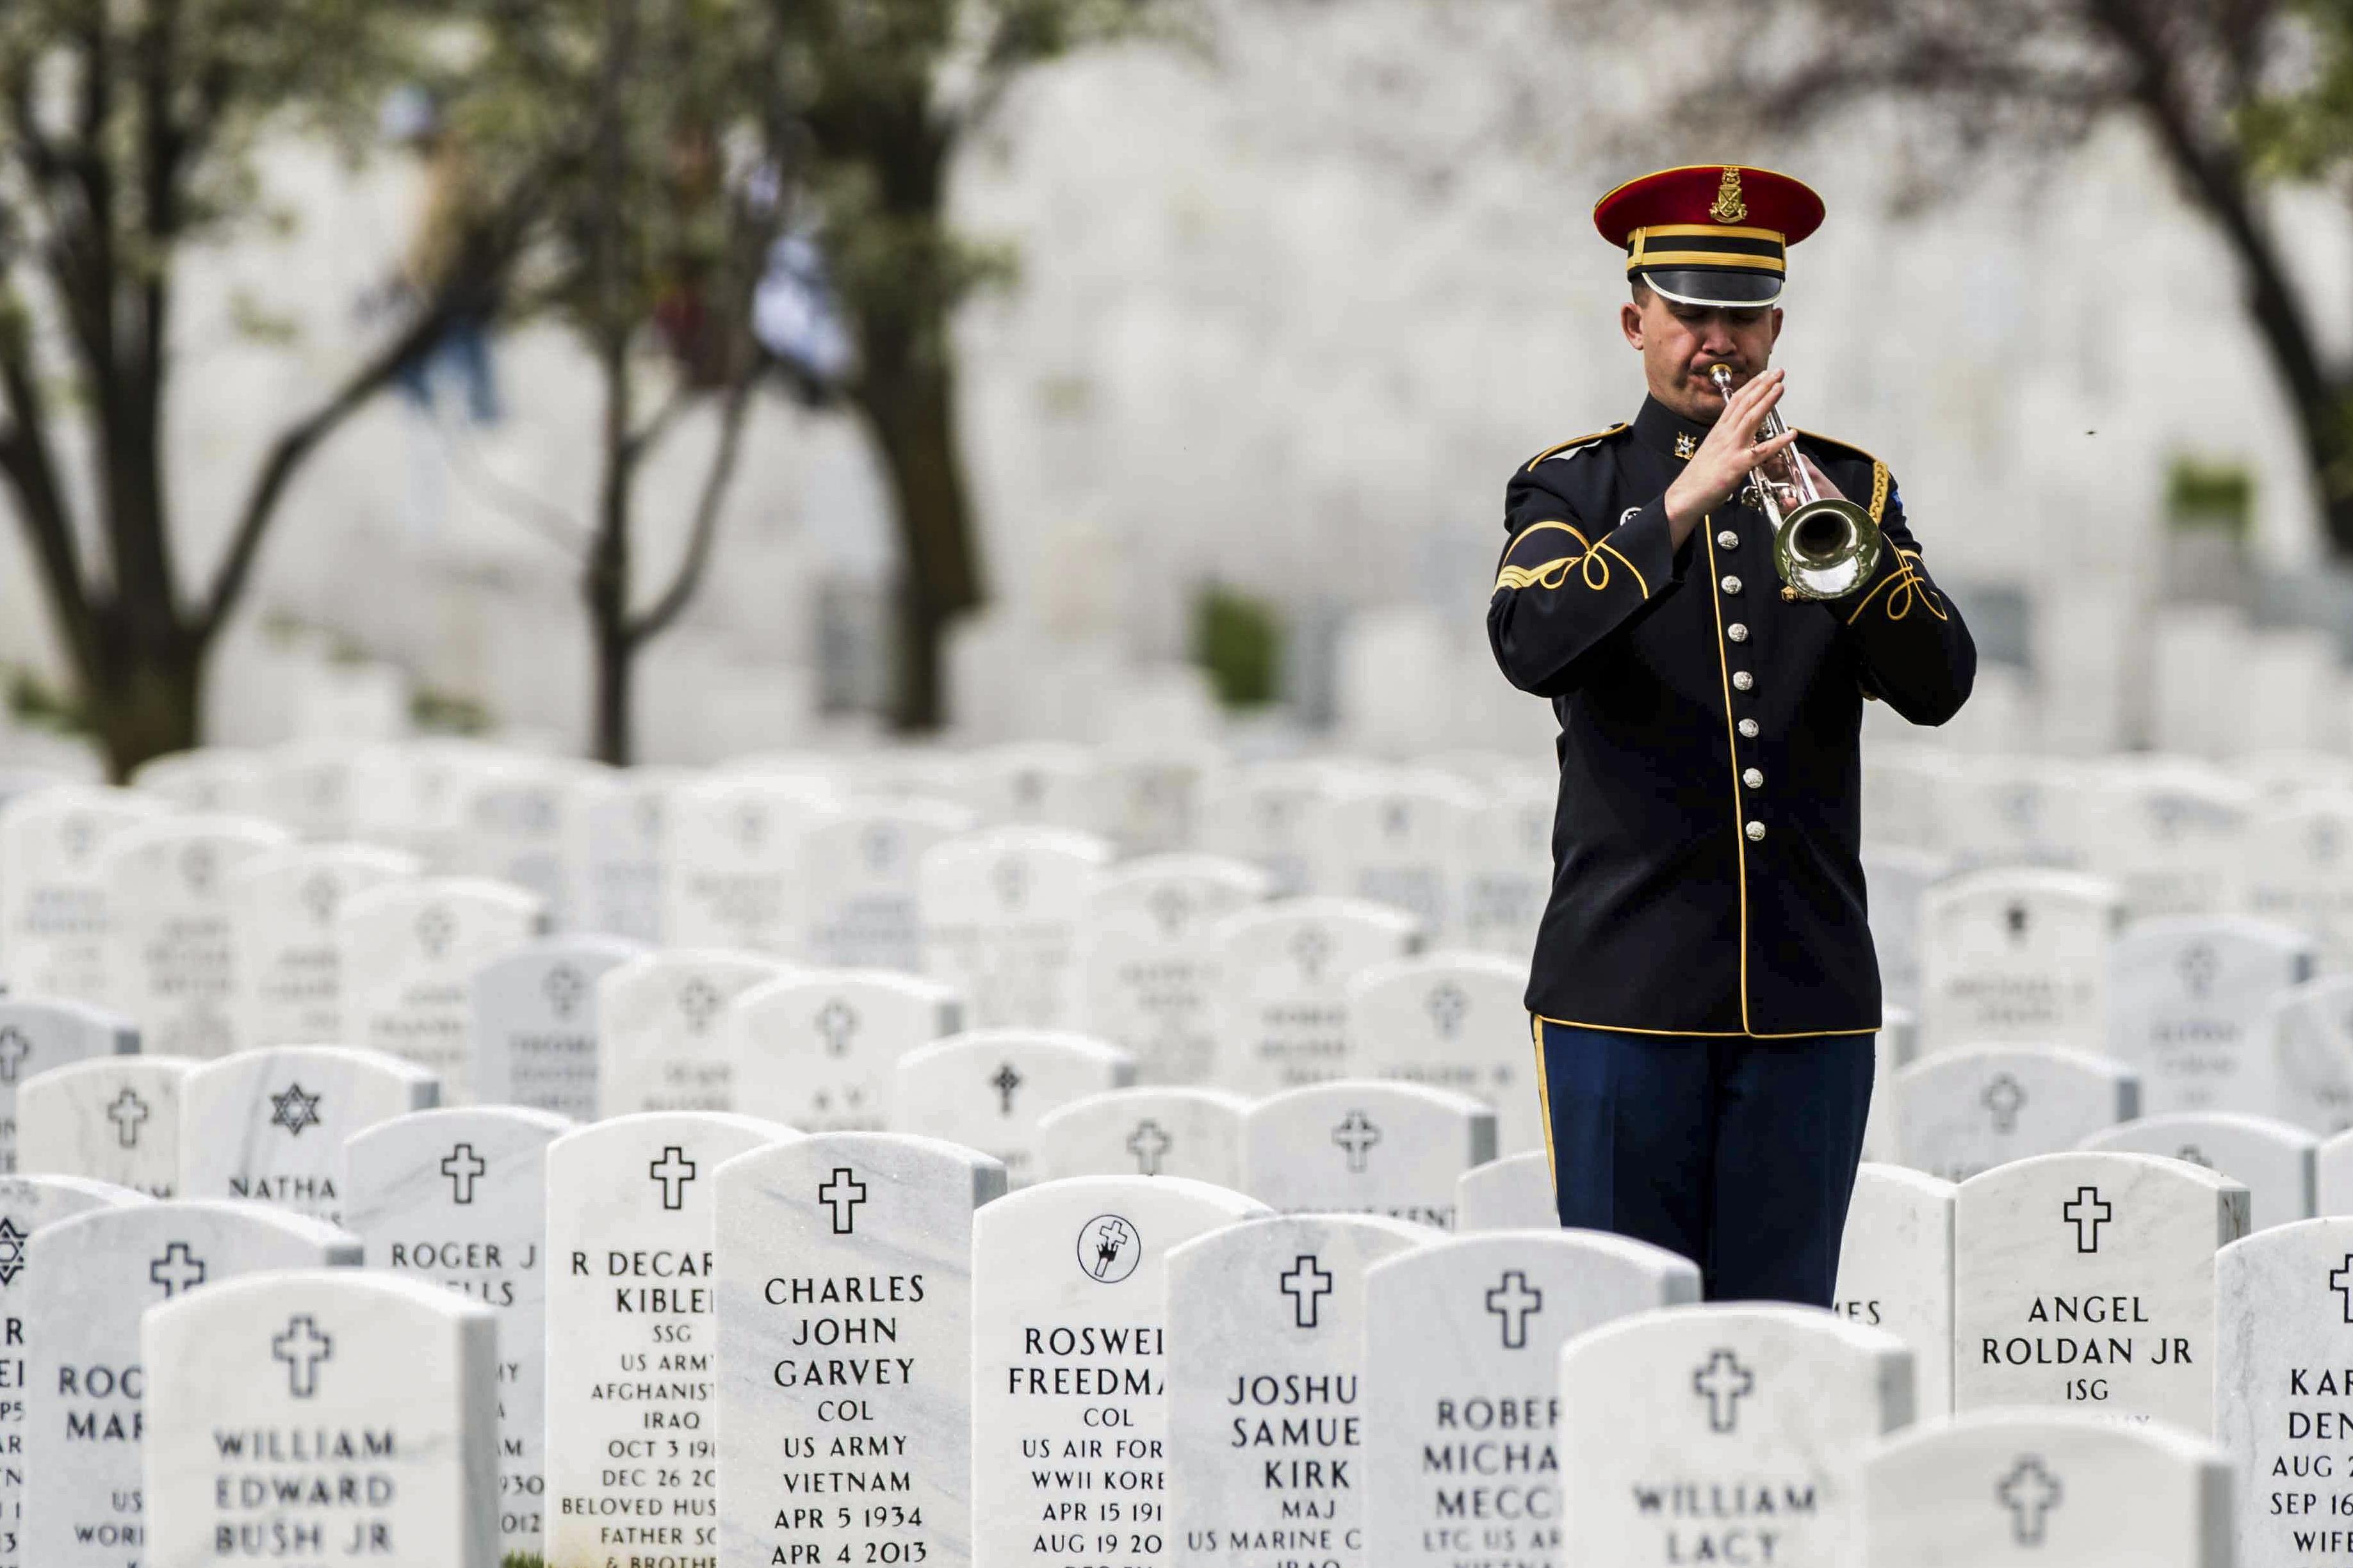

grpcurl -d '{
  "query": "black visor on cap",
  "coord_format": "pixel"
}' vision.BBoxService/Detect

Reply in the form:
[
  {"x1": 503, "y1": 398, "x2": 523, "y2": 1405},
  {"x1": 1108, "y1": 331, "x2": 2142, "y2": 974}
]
[{"x1": 1637, "y1": 267, "x2": 1783, "y2": 309}]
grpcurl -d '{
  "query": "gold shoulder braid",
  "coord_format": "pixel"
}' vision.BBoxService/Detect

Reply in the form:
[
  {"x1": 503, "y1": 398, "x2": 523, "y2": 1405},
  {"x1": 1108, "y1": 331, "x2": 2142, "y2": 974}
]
[{"x1": 1524, "y1": 423, "x2": 1629, "y2": 473}]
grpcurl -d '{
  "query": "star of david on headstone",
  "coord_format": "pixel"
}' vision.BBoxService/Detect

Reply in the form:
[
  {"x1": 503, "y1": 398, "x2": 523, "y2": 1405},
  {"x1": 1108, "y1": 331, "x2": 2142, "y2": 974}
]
[
  {"x1": 814, "y1": 999, "x2": 859, "y2": 1057},
  {"x1": 1997, "y1": 1456, "x2": 2062, "y2": 1546},
  {"x1": 1280, "y1": 1254, "x2": 1334, "y2": 1329},
  {"x1": 649, "y1": 1145, "x2": 697, "y2": 1210},
  {"x1": 1981, "y1": 1072, "x2": 2026, "y2": 1135},
  {"x1": 2003, "y1": 901, "x2": 2031, "y2": 943},
  {"x1": 0, "y1": 1216, "x2": 26, "y2": 1284},
  {"x1": 108, "y1": 1087, "x2": 151, "y2": 1147},
  {"x1": 2331, "y1": 1255, "x2": 2353, "y2": 1323},
  {"x1": 416, "y1": 903, "x2": 456, "y2": 960},
  {"x1": 1692, "y1": 1349, "x2": 1754, "y2": 1434},
  {"x1": 270, "y1": 1082, "x2": 323, "y2": 1137},
  {"x1": 1331, "y1": 1110, "x2": 1381, "y2": 1173},
  {"x1": 2176, "y1": 942, "x2": 2219, "y2": 1000},
  {"x1": 442, "y1": 1143, "x2": 488, "y2": 1205},
  {"x1": 990, "y1": 1062, "x2": 1023, "y2": 1115},
  {"x1": 991, "y1": 855, "x2": 1030, "y2": 911},
  {"x1": 2063, "y1": 1186, "x2": 2112, "y2": 1253},
  {"x1": 544, "y1": 962, "x2": 587, "y2": 1020},
  {"x1": 180, "y1": 842, "x2": 217, "y2": 894},
  {"x1": 818, "y1": 1167, "x2": 867, "y2": 1234},
  {"x1": 1426, "y1": 983, "x2": 1469, "y2": 1039},
  {"x1": 1127, "y1": 1120, "x2": 1173, "y2": 1176},
  {"x1": 300, "y1": 870, "x2": 340, "y2": 928},
  {"x1": 1146, "y1": 884, "x2": 1191, "y2": 939},
  {"x1": 273, "y1": 1314, "x2": 333, "y2": 1398},
  {"x1": 149, "y1": 1241, "x2": 207, "y2": 1297},
  {"x1": 1290, "y1": 924, "x2": 1333, "y2": 984},
  {"x1": 861, "y1": 825, "x2": 900, "y2": 873},
  {"x1": 1485, "y1": 1270, "x2": 1543, "y2": 1349},
  {"x1": 0, "y1": 1027, "x2": 29, "y2": 1084},
  {"x1": 678, "y1": 977, "x2": 722, "y2": 1035}
]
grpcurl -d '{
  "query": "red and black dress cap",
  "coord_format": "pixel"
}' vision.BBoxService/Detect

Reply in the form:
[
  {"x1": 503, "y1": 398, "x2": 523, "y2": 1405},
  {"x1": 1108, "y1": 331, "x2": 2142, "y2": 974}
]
[{"x1": 1593, "y1": 164, "x2": 1827, "y2": 309}]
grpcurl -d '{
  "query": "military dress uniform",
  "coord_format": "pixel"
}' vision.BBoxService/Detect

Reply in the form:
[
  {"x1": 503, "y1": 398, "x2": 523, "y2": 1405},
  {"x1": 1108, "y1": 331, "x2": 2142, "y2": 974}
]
[{"x1": 1489, "y1": 165, "x2": 1976, "y2": 1305}]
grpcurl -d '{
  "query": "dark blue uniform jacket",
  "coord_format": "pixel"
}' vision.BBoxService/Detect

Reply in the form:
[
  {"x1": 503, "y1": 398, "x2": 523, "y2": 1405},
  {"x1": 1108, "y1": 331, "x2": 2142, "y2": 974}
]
[{"x1": 1488, "y1": 394, "x2": 1976, "y2": 1037}]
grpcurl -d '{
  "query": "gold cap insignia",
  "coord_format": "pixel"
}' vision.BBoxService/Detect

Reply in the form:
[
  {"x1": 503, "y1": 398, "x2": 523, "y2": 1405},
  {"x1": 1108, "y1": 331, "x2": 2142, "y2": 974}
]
[{"x1": 1710, "y1": 167, "x2": 1747, "y2": 224}]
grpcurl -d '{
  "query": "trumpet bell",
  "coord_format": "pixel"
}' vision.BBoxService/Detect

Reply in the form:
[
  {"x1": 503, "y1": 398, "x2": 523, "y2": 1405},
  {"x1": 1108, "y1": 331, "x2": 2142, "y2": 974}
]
[{"x1": 1773, "y1": 497, "x2": 1882, "y2": 601}]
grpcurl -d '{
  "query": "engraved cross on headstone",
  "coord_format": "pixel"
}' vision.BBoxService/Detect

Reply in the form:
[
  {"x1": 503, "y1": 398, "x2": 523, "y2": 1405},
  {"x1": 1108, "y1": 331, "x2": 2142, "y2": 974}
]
[
  {"x1": 273, "y1": 1314, "x2": 334, "y2": 1398},
  {"x1": 2063, "y1": 1186, "x2": 2112, "y2": 1254},
  {"x1": 1331, "y1": 1111, "x2": 1381, "y2": 1174},
  {"x1": 1484, "y1": 1270, "x2": 1543, "y2": 1350},
  {"x1": 649, "y1": 1146, "x2": 698, "y2": 1211},
  {"x1": 1692, "y1": 1349, "x2": 1755, "y2": 1434},
  {"x1": 149, "y1": 1241, "x2": 207, "y2": 1297},
  {"x1": 1280, "y1": 1254, "x2": 1334, "y2": 1329},
  {"x1": 818, "y1": 1167, "x2": 867, "y2": 1235},
  {"x1": 1981, "y1": 1073, "x2": 2026, "y2": 1135},
  {"x1": 544, "y1": 963, "x2": 587, "y2": 1020},
  {"x1": 678, "y1": 978, "x2": 722, "y2": 1035},
  {"x1": 2331, "y1": 1255, "x2": 2353, "y2": 1324},
  {"x1": 0, "y1": 1028, "x2": 29, "y2": 1083},
  {"x1": 990, "y1": 1063, "x2": 1023, "y2": 1116},
  {"x1": 107, "y1": 1087, "x2": 151, "y2": 1148},
  {"x1": 814, "y1": 999, "x2": 859, "y2": 1056},
  {"x1": 1997, "y1": 1456, "x2": 2062, "y2": 1546},
  {"x1": 1126, "y1": 1120, "x2": 1173, "y2": 1176},
  {"x1": 441, "y1": 1144, "x2": 487, "y2": 1205},
  {"x1": 1426, "y1": 983, "x2": 1469, "y2": 1039}
]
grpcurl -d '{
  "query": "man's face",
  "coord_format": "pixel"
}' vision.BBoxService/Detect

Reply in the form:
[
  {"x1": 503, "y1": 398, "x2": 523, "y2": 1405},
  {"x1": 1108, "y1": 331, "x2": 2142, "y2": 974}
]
[{"x1": 1619, "y1": 291, "x2": 1784, "y2": 420}]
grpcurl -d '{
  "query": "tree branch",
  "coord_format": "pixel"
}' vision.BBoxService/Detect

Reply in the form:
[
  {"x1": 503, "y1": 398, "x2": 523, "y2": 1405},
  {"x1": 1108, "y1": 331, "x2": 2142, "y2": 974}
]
[
  {"x1": 0, "y1": 290, "x2": 99, "y2": 678},
  {"x1": 624, "y1": 366, "x2": 758, "y2": 645}
]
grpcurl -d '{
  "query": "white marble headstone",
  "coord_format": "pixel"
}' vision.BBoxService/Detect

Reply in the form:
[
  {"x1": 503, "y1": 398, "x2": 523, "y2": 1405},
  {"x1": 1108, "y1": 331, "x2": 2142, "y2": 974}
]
[
  {"x1": 2245, "y1": 794, "x2": 2353, "y2": 972},
  {"x1": 2081, "y1": 1112, "x2": 2317, "y2": 1231},
  {"x1": 336, "y1": 877, "x2": 546, "y2": 1102},
  {"x1": 0, "y1": 998, "x2": 136, "y2": 1173},
  {"x1": 1920, "y1": 870, "x2": 2124, "y2": 1052},
  {"x1": 953, "y1": 743, "x2": 1100, "y2": 832},
  {"x1": 21, "y1": 1200, "x2": 359, "y2": 1568},
  {"x1": 1862, "y1": 845, "x2": 1953, "y2": 1016},
  {"x1": 0, "y1": 786, "x2": 169, "y2": 1007},
  {"x1": 1077, "y1": 853, "x2": 1269, "y2": 1083},
  {"x1": 1455, "y1": 1151, "x2": 1556, "y2": 1232},
  {"x1": 1199, "y1": 761, "x2": 1351, "y2": 898},
  {"x1": 714, "y1": 1133, "x2": 1007, "y2": 1568},
  {"x1": 1312, "y1": 772, "x2": 1483, "y2": 949},
  {"x1": 142, "y1": 1270, "x2": 499, "y2": 1567},
  {"x1": 1836, "y1": 1163, "x2": 1957, "y2": 1413},
  {"x1": 2217, "y1": 1215, "x2": 2353, "y2": 1565},
  {"x1": 1895, "y1": 1044, "x2": 2140, "y2": 1181},
  {"x1": 1860, "y1": 1006, "x2": 1919, "y2": 1163},
  {"x1": 256, "y1": 740, "x2": 360, "y2": 843},
  {"x1": 1242, "y1": 1081, "x2": 1496, "y2": 1229},
  {"x1": 1362, "y1": 1231, "x2": 1700, "y2": 1567},
  {"x1": 567, "y1": 764, "x2": 682, "y2": 944},
  {"x1": 17, "y1": 1055, "x2": 197, "y2": 1196},
  {"x1": 1862, "y1": 1407, "x2": 2231, "y2": 1565},
  {"x1": 0, "y1": 1174, "x2": 148, "y2": 1565},
  {"x1": 2270, "y1": 974, "x2": 2353, "y2": 1136},
  {"x1": 893, "y1": 1030, "x2": 1137, "y2": 1188},
  {"x1": 1034, "y1": 1087, "x2": 1252, "y2": 1186},
  {"x1": 468, "y1": 932, "x2": 647, "y2": 1118},
  {"x1": 664, "y1": 776, "x2": 842, "y2": 955},
  {"x1": 449, "y1": 754, "x2": 592, "y2": 929},
  {"x1": 597, "y1": 948, "x2": 792, "y2": 1116},
  {"x1": 1458, "y1": 777, "x2": 1556, "y2": 958},
  {"x1": 1954, "y1": 1151, "x2": 2249, "y2": 1432},
  {"x1": 227, "y1": 842, "x2": 419, "y2": 1048},
  {"x1": 802, "y1": 800, "x2": 977, "y2": 971},
  {"x1": 99, "y1": 814, "x2": 291, "y2": 1056},
  {"x1": 918, "y1": 827, "x2": 1112, "y2": 1031},
  {"x1": 1552, "y1": 1304, "x2": 1914, "y2": 1568},
  {"x1": 130, "y1": 748, "x2": 266, "y2": 814},
  {"x1": 728, "y1": 968, "x2": 962, "y2": 1131},
  {"x1": 970, "y1": 1176, "x2": 1270, "y2": 1568},
  {"x1": 1165, "y1": 1215, "x2": 1428, "y2": 1568},
  {"x1": 345, "y1": 1105, "x2": 571, "y2": 1559},
  {"x1": 2105, "y1": 916, "x2": 2313, "y2": 1118},
  {"x1": 1209, "y1": 898, "x2": 1423, "y2": 1094},
  {"x1": 2078, "y1": 766, "x2": 2254, "y2": 921},
  {"x1": 542, "y1": 1112, "x2": 797, "y2": 1568},
  {"x1": 1346, "y1": 952, "x2": 1540, "y2": 1155},
  {"x1": 178, "y1": 1046, "x2": 440, "y2": 1224}
]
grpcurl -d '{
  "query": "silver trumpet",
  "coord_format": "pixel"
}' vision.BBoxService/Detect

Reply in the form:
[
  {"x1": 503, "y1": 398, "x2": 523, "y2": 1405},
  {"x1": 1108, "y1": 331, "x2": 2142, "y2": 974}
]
[{"x1": 1708, "y1": 363, "x2": 1880, "y2": 601}]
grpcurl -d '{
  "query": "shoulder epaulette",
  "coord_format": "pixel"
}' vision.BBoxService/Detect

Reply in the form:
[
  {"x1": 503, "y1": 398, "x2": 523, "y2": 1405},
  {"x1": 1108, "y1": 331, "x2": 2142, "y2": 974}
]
[
  {"x1": 1796, "y1": 428, "x2": 1893, "y2": 524},
  {"x1": 1523, "y1": 423, "x2": 1631, "y2": 473}
]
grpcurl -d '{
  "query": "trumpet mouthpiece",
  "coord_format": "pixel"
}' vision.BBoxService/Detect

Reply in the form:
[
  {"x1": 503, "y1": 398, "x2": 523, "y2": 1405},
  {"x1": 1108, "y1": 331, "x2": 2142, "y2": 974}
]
[{"x1": 1708, "y1": 364, "x2": 1736, "y2": 388}]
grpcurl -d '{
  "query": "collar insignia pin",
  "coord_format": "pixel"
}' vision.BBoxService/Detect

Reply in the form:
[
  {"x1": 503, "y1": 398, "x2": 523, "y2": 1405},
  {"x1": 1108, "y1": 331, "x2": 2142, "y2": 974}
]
[{"x1": 1675, "y1": 432, "x2": 1697, "y2": 458}]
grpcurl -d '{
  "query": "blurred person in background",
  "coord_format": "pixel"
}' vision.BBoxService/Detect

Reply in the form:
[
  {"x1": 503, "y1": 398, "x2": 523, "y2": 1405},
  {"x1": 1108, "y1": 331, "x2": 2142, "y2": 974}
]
[{"x1": 1487, "y1": 164, "x2": 1976, "y2": 1305}]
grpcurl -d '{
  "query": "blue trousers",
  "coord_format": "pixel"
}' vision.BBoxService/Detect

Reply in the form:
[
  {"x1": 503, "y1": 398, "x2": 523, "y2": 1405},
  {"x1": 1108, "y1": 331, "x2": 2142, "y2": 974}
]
[{"x1": 1533, "y1": 1017, "x2": 1875, "y2": 1305}]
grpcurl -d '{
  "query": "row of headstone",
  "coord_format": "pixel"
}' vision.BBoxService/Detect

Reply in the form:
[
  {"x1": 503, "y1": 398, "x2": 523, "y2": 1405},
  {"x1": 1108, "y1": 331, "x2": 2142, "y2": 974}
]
[{"x1": 14, "y1": 1139, "x2": 2290, "y2": 1568}]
